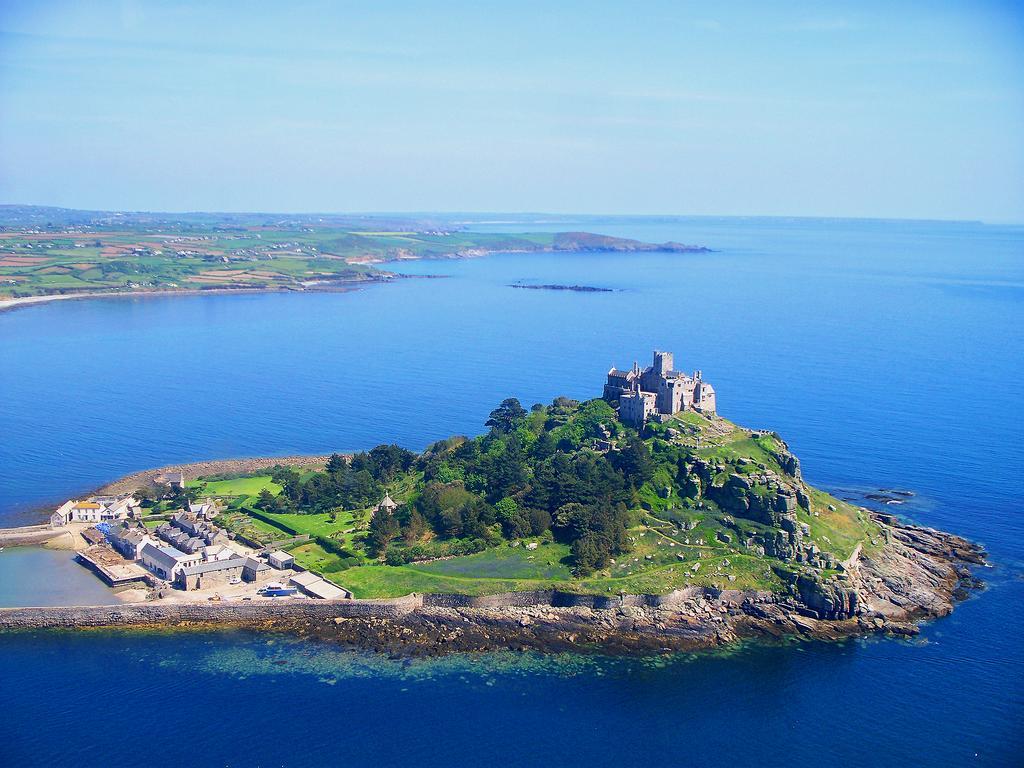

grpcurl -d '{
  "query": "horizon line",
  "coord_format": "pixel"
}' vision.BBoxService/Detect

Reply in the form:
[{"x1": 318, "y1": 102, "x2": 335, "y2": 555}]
[{"x1": 1, "y1": 202, "x2": 1021, "y2": 228}]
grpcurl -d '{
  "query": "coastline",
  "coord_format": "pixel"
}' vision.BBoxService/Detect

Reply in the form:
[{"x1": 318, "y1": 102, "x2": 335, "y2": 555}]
[
  {"x1": 0, "y1": 279, "x2": 387, "y2": 315},
  {"x1": 0, "y1": 513, "x2": 986, "y2": 657},
  {"x1": 0, "y1": 238, "x2": 706, "y2": 314},
  {"x1": 93, "y1": 454, "x2": 338, "y2": 497}
]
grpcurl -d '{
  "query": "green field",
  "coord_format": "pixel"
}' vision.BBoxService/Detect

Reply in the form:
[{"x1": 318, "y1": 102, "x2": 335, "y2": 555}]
[
  {"x1": 0, "y1": 223, "x2": 586, "y2": 299},
  {"x1": 410, "y1": 542, "x2": 573, "y2": 580},
  {"x1": 0, "y1": 208, "x2": 685, "y2": 300},
  {"x1": 258, "y1": 508, "x2": 365, "y2": 547},
  {"x1": 329, "y1": 564, "x2": 548, "y2": 599},
  {"x1": 191, "y1": 476, "x2": 281, "y2": 497}
]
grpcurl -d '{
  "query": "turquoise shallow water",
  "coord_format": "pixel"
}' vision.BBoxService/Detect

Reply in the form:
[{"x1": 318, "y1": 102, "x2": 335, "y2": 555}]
[{"x1": 0, "y1": 216, "x2": 1022, "y2": 766}]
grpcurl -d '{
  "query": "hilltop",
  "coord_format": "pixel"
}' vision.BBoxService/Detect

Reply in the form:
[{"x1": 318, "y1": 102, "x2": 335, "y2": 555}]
[{"x1": 111, "y1": 394, "x2": 982, "y2": 629}]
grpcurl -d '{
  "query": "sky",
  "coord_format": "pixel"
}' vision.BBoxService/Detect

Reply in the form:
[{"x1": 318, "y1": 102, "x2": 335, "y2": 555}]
[{"x1": 0, "y1": 1, "x2": 1022, "y2": 221}]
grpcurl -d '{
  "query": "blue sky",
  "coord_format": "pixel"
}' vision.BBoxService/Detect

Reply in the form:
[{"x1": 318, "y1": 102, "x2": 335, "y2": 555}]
[{"x1": 1, "y1": 1, "x2": 1022, "y2": 220}]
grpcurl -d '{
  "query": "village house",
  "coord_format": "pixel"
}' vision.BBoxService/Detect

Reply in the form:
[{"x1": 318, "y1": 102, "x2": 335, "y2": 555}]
[
  {"x1": 376, "y1": 492, "x2": 398, "y2": 514},
  {"x1": 107, "y1": 521, "x2": 155, "y2": 560},
  {"x1": 188, "y1": 500, "x2": 217, "y2": 521},
  {"x1": 202, "y1": 543, "x2": 238, "y2": 562},
  {"x1": 157, "y1": 471, "x2": 185, "y2": 491},
  {"x1": 139, "y1": 542, "x2": 201, "y2": 581},
  {"x1": 604, "y1": 350, "x2": 717, "y2": 428},
  {"x1": 50, "y1": 495, "x2": 141, "y2": 527},
  {"x1": 156, "y1": 511, "x2": 226, "y2": 553}
]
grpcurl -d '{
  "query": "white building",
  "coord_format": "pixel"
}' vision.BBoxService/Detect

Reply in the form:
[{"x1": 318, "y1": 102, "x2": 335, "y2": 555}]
[
  {"x1": 202, "y1": 544, "x2": 239, "y2": 562},
  {"x1": 189, "y1": 500, "x2": 217, "y2": 521},
  {"x1": 268, "y1": 550, "x2": 295, "y2": 570},
  {"x1": 50, "y1": 495, "x2": 140, "y2": 527},
  {"x1": 139, "y1": 542, "x2": 201, "y2": 581},
  {"x1": 289, "y1": 571, "x2": 349, "y2": 600}
]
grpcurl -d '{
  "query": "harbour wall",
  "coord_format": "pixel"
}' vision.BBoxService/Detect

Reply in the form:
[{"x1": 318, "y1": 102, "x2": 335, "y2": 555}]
[{"x1": 0, "y1": 587, "x2": 775, "y2": 631}]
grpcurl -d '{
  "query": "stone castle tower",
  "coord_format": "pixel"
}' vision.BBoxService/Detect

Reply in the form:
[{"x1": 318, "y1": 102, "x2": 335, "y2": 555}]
[{"x1": 604, "y1": 349, "x2": 716, "y2": 427}]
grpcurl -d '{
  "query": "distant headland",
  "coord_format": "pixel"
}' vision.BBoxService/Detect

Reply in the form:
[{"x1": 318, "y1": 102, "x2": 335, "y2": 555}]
[
  {"x1": 0, "y1": 348, "x2": 985, "y2": 656},
  {"x1": 0, "y1": 205, "x2": 709, "y2": 310}
]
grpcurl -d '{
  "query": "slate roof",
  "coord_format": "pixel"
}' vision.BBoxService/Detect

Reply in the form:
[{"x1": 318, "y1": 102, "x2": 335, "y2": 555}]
[
  {"x1": 141, "y1": 543, "x2": 189, "y2": 570},
  {"x1": 243, "y1": 556, "x2": 270, "y2": 572},
  {"x1": 179, "y1": 557, "x2": 244, "y2": 576}
]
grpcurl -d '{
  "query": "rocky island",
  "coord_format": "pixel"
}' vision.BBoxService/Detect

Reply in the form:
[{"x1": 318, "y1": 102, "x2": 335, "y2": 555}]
[{"x1": 0, "y1": 349, "x2": 984, "y2": 656}]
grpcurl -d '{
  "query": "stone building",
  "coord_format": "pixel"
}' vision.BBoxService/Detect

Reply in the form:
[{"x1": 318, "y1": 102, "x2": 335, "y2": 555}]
[
  {"x1": 108, "y1": 521, "x2": 155, "y2": 560},
  {"x1": 375, "y1": 493, "x2": 398, "y2": 514},
  {"x1": 242, "y1": 556, "x2": 275, "y2": 583},
  {"x1": 605, "y1": 350, "x2": 717, "y2": 428},
  {"x1": 175, "y1": 557, "x2": 246, "y2": 591},
  {"x1": 139, "y1": 542, "x2": 201, "y2": 581}
]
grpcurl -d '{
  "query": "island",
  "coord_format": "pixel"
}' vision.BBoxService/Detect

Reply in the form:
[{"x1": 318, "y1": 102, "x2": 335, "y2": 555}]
[
  {"x1": 0, "y1": 205, "x2": 708, "y2": 308},
  {"x1": 0, "y1": 349, "x2": 984, "y2": 656},
  {"x1": 508, "y1": 283, "x2": 616, "y2": 293}
]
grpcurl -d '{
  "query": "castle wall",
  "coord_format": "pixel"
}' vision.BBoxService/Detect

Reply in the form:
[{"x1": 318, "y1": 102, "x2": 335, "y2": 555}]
[{"x1": 620, "y1": 391, "x2": 656, "y2": 427}]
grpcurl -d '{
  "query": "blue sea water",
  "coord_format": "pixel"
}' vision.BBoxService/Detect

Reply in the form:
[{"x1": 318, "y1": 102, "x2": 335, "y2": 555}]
[{"x1": 0, "y1": 216, "x2": 1022, "y2": 766}]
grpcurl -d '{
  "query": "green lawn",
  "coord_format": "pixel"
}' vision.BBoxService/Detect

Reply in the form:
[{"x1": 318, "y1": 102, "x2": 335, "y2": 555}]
[
  {"x1": 289, "y1": 541, "x2": 353, "y2": 574},
  {"x1": 258, "y1": 509, "x2": 362, "y2": 540},
  {"x1": 409, "y1": 542, "x2": 573, "y2": 580},
  {"x1": 329, "y1": 565, "x2": 547, "y2": 599},
  {"x1": 190, "y1": 475, "x2": 281, "y2": 497}
]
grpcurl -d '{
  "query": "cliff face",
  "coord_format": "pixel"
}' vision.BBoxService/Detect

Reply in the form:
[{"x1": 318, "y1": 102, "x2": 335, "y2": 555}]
[{"x1": 643, "y1": 415, "x2": 986, "y2": 627}]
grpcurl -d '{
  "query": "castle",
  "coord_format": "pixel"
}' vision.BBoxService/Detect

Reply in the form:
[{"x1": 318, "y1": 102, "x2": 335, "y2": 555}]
[{"x1": 603, "y1": 350, "x2": 716, "y2": 428}]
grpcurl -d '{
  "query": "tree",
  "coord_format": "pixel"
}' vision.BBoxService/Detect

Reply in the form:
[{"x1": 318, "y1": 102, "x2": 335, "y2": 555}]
[
  {"x1": 533, "y1": 431, "x2": 556, "y2": 460},
  {"x1": 367, "y1": 444, "x2": 416, "y2": 482},
  {"x1": 325, "y1": 453, "x2": 348, "y2": 474},
  {"x1": 553, "y1": 502, "x2": 591, "y2": 541},
  {"x1": 571, "y1": 532, "x2": 611, "y2": 575},
  {"x1": 256, "y1": 488, "x2": 280, "y2": 512},
  {"x1": 403, "y1": 509, "x2": 427, "y2": 543},
  {"x1": 613, "y1": 436, "x2": 655, "y2": 488},
  {"x1": 528, "y1": 508, "x2": 552, "y2": 535},
  {"x1": 495, "y1": 497, "x2": 529, "y2": 539},
  {"x1": 486, "y1": 398, "x2": 527, "y2": 434},
  {"x1": 367, "y1": 507, "x2": 400, "y2": 556}
]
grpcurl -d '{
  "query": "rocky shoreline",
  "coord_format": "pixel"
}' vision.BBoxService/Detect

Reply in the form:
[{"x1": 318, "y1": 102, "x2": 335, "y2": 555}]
[{"x1": 0, "y1": 514, "x2": 985, "y2": 657}]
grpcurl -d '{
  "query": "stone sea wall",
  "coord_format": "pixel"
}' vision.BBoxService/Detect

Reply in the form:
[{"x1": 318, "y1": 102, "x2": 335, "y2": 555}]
[
  {"x1": 0, "y1": 586, "x2": 776, "y2": 631},
  {"x1": 0, "y1": 597, "x2": 421, "y2": 630}
]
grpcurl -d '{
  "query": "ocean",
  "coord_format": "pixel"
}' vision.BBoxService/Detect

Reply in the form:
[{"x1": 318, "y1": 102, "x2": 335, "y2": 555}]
[{"x1": 0, "y1": 216, "x2": 1021, "y2": 766}]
